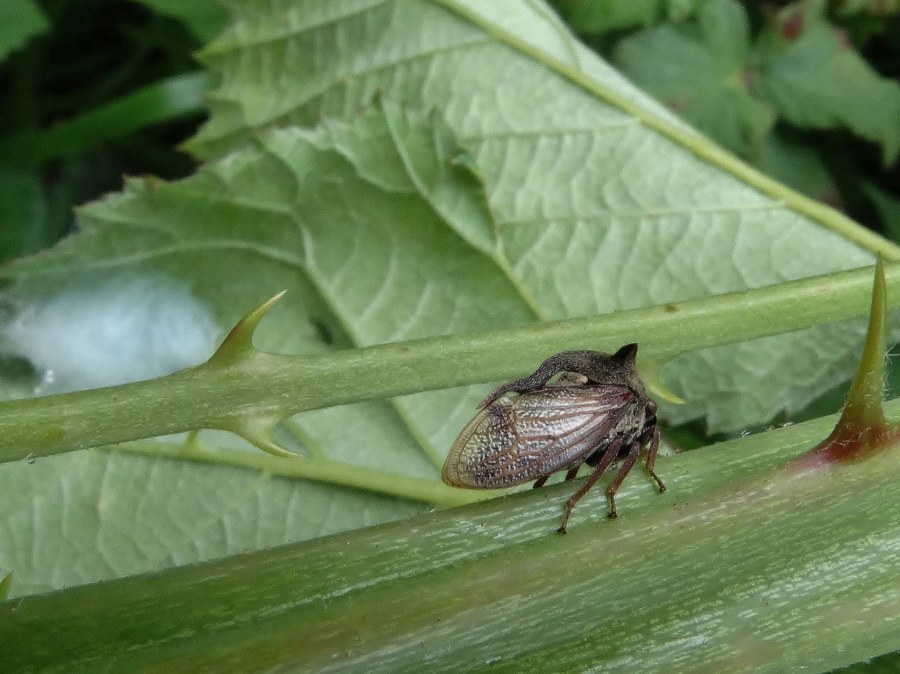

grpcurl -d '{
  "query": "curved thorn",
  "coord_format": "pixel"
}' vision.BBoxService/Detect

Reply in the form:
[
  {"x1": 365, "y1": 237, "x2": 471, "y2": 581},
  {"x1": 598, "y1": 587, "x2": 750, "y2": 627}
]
[
  {"x1": 796, "y1": 256, "x2": 897, "y2": 467},
  {"x1": 841, "y1": 255, "x2": 887, "y2": 430},
  {"x1": 220, "y1": 416, "x2": 301, "y2": 460},
  {"x1": 207, "y1": 290, "x2": 288, "y2": 366},
  {"x1": 641, "y1": 360, "x2": 684, "y2": 405}
]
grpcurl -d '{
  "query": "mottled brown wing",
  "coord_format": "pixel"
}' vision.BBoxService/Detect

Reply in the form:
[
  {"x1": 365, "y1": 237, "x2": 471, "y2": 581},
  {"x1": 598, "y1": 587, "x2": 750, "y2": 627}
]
[{"x1": 442, "y1": 385, "x2": 637, "y2": 488}]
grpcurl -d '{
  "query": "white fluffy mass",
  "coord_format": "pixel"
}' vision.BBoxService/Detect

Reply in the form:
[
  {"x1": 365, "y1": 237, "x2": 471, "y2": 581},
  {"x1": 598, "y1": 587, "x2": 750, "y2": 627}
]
[{"x1": 4, "y1": 277, "x2": 222, "y2": 394}]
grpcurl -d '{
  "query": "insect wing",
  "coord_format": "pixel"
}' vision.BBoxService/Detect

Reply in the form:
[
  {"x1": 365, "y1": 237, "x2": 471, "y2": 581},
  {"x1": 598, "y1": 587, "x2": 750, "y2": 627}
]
[{"x1": 442, "y1": 385, "x2": 637, "y2": 488}]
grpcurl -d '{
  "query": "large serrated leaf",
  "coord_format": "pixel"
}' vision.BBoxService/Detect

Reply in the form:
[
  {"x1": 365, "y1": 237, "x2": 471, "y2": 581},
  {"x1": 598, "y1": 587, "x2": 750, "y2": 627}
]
[
  {"x1": 188, "y1": 0, "x2": 880, "y2": 425},
  {"x1": 0, "y1": 0, "x2": 893, "y2": 597}
]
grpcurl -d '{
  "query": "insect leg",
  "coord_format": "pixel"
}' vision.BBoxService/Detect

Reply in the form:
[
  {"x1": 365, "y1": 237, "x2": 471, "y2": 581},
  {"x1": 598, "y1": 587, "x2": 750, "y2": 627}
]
[
  {"x1": 532, "y1": 467, "x2": 578, "y2": 492},
  {"x1": 644, "y1": 426, "x2": 667, "y2": 493},
  {"x1": 534, "y1": 464, "x2": 580, "y2": 490},
  {"x1": 605, "y1": 439, "x2": 644, "y2": 519},
  {"x1": 557, "y1": 437, "x2": 624, "y2": 534}
]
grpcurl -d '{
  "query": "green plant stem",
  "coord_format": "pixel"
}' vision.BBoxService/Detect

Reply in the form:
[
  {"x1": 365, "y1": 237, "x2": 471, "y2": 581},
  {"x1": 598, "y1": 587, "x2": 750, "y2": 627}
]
[
  {"x1": 0, "y1": 262, "x2": 896, "y2": 463},
  {"x1": 3, "y1": 401, "x2": 899, "y2": 672},
  {"x1": 112, "y1": 439, "x2": 479, "y2": 507}
]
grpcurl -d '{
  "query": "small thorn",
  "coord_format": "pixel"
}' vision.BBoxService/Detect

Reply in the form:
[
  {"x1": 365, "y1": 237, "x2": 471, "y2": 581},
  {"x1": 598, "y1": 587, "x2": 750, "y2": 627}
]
[
  {"x1": 207, "y1": 290, "x2": 288, "y2": 367},
  {"x1": 640, "y1": 359, "x2": 684, "y2": 404},
  {"x1": 220, "y1": 416, "x2": 300, "y2": 459}
]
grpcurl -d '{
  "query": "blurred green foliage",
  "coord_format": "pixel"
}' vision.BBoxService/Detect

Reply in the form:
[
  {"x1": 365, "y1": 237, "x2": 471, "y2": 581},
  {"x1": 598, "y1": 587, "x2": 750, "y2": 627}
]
[{"x1": 0, "y1": 0, "x2": 224, "y2": 263}]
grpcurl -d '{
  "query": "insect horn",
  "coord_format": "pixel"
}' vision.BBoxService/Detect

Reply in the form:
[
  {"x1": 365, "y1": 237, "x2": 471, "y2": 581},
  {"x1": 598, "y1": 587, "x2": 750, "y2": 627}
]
[{"x1": 612, "y1": 343, "x2": 638, "y2": 363}]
